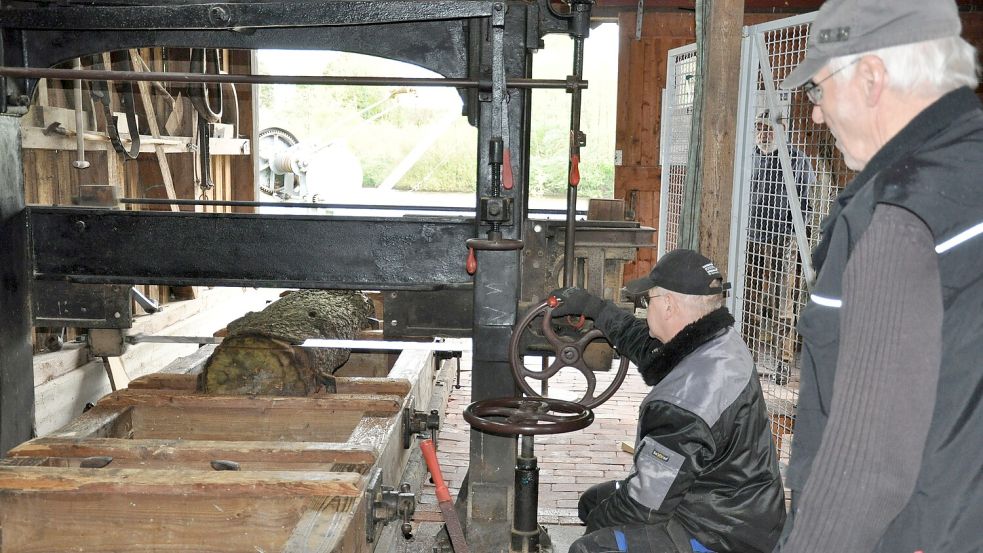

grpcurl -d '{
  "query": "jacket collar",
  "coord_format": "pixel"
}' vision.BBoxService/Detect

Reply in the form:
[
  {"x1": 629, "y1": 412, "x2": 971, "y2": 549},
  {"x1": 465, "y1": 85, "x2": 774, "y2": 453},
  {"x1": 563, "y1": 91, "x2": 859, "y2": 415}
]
[
  {"x1": 640, "y1": 307, "x2": 734, "y2": 386},
  {"x1": 813, "y1": 86, "x2": 982, "y2": 269}
]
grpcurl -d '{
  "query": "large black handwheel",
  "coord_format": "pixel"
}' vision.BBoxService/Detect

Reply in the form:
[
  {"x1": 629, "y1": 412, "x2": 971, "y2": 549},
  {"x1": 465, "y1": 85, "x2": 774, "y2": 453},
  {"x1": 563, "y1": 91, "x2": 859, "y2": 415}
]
[
  {"x1": 463, "y1": 397, "x2": 593, "y2": 436},
  {"x1": 508, "y1": 299, "x2": 630, "y2": 409}
]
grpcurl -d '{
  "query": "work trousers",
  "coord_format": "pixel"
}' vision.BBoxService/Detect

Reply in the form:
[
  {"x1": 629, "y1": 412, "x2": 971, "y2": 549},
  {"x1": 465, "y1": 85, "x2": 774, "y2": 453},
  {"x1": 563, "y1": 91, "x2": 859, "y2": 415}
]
[{"x1": 569, "y1": 481, "x2": 705, "y2": 553}]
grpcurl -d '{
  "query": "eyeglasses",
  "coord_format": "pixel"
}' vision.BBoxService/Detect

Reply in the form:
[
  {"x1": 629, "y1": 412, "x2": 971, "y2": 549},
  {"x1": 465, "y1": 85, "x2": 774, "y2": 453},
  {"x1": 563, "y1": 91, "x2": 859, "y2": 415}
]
[
  {"x1": 639, "y1": 294, "x2": 665, "y2": 308},
  {"x1": 801, "y1": 59, "x2": 860, "y2": 104}
]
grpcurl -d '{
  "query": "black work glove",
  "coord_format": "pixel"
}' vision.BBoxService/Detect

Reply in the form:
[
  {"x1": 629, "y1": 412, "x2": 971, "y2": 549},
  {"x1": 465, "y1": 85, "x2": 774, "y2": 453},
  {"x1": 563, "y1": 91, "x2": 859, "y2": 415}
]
[{"x1": 547, "y1": 287, "x2": 605, "y2": 318}]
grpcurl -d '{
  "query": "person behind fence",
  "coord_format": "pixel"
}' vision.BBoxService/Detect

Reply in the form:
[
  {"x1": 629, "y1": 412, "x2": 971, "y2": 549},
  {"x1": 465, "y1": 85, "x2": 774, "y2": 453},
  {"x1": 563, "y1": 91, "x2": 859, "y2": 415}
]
[
  {"x1": 773, "y1": 0, "x2": 983, "y2": 551},
  {"x1": 743, "y1": 111, "x2": 816, "y2": 383},
  {"x1": 548, "y1": 249, "x2": 785, "y2": 553}
]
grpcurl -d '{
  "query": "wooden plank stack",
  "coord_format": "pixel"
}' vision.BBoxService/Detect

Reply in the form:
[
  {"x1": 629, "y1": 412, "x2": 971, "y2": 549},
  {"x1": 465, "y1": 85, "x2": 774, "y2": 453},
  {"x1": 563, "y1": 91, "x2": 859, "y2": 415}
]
[{"x1": 0, "y1": 349, "x2": 438, "y2": 552}]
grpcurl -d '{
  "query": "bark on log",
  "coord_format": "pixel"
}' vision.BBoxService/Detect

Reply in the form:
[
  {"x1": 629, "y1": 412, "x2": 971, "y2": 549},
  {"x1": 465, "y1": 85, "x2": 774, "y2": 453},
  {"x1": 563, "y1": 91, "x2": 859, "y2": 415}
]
[{"x1": 203, "y1": 290, "x2": 375, "y2": 396}]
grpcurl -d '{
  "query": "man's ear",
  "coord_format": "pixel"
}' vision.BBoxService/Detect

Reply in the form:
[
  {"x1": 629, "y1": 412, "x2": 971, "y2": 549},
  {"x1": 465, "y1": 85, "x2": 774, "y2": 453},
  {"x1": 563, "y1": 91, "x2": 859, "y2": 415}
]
[{"x1": 857, "y1": 55, "x2": 887, "y2": 107}]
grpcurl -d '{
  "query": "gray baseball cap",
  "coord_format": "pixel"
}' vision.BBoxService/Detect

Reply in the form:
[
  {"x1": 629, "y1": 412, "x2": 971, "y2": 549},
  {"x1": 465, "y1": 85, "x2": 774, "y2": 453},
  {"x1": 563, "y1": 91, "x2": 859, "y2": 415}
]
[{"x1": 781, "y1": 0, "x2": 962, "y2": 89}]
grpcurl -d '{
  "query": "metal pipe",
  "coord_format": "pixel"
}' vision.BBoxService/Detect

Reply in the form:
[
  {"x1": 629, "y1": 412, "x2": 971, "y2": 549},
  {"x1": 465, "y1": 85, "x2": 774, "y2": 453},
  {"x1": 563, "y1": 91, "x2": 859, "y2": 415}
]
[
  {"x1": 0, "y1": 66, "x2": 586, "y2": 90},
  {"x1": 71, "y1": 58, "x2": 90, "y2": 170},
  {"x1": 563, "y1": 36, "x2": 586, "y2": 287},
  {"x1": 511, "y1": 434, "x2": 540, "y2": 552},
  {"x1": 118, "y1": 197, "x2": 583, "y2": 216}
]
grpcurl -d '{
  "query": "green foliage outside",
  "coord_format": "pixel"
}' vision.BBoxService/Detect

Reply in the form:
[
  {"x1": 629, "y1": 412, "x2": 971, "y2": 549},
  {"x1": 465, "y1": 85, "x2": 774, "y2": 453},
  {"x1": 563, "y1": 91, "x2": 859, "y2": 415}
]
[{"x1": 256, "y1": 24, "x2": 617, "y2": 200}]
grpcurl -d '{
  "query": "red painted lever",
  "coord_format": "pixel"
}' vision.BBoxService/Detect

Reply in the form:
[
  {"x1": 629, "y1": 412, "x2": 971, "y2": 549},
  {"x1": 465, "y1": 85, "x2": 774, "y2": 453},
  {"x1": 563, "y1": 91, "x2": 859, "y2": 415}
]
[
  {"x1": 420, "y1": 439, "x2": 450, "y2": 503},
  {"x1": 502, "y1": 149, "x2": 514, "y2": 190},
  {"x1": 569, "y1": 154, "x2": 580, "y2": 187}
]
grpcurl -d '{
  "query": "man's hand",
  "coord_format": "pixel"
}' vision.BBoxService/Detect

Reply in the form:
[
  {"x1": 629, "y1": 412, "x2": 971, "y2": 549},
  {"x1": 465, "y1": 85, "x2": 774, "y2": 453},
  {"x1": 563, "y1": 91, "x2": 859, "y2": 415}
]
[{"x1": 547, "y1": 287, "x2": 604, "y2": 318}]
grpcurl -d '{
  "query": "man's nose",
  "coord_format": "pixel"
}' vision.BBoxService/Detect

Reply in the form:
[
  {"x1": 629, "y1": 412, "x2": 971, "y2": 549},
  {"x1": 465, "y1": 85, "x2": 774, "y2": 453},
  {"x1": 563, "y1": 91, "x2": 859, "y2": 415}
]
[{"x1": 812, "y1": 104, "x2": 824, "y2": 125}]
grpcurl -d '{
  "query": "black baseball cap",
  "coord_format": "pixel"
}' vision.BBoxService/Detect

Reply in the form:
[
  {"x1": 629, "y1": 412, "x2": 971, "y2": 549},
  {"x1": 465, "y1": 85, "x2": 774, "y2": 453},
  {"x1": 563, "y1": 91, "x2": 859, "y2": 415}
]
[{"x1": 624, "y1": 249, "x2": 730, "y2": 297}]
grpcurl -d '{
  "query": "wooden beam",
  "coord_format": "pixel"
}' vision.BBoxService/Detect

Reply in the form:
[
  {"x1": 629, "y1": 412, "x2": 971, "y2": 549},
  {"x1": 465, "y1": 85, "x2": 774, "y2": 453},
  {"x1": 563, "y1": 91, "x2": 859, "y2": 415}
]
[
  {"x1": 96, "y1": 389, "x2": 403, "y2": 415},
  {"x1": 21, "y1": 124, "x2": 248, "y2": 155},
  {"x1": 696, "y1": 0, "x2": 744, "y2": 268},
  {"x1": 130, "y1": 49, "x2": 180, "y2": 212},
  {"x1": 7, "y1": 437, "x2": 378, "y2": 467},
  {"x1": 0, "y1": 466, "x2": 362, "y2": 495}
]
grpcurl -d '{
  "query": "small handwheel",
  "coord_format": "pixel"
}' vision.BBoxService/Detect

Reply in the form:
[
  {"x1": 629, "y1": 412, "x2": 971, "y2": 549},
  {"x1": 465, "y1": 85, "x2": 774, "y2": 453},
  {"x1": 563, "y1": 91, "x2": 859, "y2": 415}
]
[
  {"x1": 508, "y1": 300, "x2": 630, "y2": 409},
  {"x1": 464, "y1": 397, "x2": 594, "y2": 436}
]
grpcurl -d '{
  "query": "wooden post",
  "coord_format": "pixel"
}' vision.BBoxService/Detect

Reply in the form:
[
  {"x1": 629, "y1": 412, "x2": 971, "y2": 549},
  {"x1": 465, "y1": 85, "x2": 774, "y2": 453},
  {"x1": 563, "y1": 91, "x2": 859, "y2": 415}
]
[{"x1": 695, "y1": 0, "x2": 745, "y2": 267}]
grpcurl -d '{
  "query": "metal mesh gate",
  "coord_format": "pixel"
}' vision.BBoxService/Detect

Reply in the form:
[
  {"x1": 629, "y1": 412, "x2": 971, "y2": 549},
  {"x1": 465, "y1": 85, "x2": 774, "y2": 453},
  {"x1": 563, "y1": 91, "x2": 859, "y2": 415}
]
[
  {"x1": 729, "y1": 13, "x2": 855, "y2": 470},
  {"x1": 658, "y1": 45, "x2": 697, "y2": 256}
]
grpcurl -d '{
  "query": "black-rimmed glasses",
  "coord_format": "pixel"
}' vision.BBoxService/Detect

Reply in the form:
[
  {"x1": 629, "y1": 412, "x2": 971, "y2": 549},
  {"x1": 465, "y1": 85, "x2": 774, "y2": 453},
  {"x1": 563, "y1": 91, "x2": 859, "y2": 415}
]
[
  {"x1": 802, "y1": 58, "x2": 860, "y2": 104},
  {"x1": 639, "y1": 294, "x2": 665, "y2": 308}
]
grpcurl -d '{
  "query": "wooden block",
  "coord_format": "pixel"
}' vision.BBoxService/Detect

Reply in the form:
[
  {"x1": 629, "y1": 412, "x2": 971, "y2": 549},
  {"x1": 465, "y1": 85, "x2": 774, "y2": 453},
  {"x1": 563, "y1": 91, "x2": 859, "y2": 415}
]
[
  {"x1": 102, "y1": 356, "x2": 130, "y2": 391},
  {"x1": 620, "y1": 440, "x2": 635, "y2": 454},
  {"x1": 587, "y1": 198, "x2": 627, "y2": 221}
]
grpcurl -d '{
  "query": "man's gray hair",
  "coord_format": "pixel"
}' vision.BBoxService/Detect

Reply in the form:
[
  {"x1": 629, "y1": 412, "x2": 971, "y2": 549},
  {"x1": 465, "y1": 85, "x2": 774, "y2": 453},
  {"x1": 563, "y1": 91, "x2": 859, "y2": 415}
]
[
  {"x1": 829, "y1": 36, "x2": 979, "y2": 96},
  {"x1": 652, "y1": 286, "x2": 724, "y2": 320}
]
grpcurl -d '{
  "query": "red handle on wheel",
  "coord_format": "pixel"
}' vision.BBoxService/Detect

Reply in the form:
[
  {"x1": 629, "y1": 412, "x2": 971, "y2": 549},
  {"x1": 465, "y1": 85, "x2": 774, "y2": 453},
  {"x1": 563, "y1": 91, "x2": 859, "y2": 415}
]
[{"x1": 420, "y1": 439, "x2": 450, "y2": 503}]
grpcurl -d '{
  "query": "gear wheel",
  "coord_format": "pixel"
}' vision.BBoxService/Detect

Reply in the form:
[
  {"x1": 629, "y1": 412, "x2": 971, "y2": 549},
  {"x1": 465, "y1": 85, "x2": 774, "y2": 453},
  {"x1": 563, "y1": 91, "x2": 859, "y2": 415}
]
[{"x1": 256, "y1": 127, "x2": 300, "y2": 197}]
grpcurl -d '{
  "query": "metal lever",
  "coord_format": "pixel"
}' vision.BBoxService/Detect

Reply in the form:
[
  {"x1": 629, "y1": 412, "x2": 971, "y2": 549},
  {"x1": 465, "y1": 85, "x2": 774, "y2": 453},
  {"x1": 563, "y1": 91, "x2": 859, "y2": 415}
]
[{"x1": 71, "y1": 58, "x2": 90, "y2": 170}]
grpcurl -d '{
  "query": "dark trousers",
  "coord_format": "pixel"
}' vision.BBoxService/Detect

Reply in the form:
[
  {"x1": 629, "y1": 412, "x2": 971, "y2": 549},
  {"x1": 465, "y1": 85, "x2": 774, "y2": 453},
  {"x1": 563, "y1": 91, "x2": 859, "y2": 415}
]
[{"x1": 570, "y1": 481, "x2": 696, "y2": 553}]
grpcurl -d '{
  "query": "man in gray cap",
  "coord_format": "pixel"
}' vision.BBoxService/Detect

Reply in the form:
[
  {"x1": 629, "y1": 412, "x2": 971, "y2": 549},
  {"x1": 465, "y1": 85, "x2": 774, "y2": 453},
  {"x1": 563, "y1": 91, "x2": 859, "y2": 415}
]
[
  {"x1": 549, "y1": 249, "x2": 785, "y2": 553},
  {"x1": 775, "y1": 1, "x2": 983, "y2": 552}
]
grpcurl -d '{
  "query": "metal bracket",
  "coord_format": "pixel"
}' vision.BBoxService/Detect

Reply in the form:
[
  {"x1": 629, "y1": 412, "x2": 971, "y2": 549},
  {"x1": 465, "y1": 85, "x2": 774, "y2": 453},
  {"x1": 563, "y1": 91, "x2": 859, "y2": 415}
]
[
  {"x1": 402, "y1": 401, "x2": 441, "y2": 449},
  {"x1": 365, "y1": 468, "x2": 416, "y2": 543}
]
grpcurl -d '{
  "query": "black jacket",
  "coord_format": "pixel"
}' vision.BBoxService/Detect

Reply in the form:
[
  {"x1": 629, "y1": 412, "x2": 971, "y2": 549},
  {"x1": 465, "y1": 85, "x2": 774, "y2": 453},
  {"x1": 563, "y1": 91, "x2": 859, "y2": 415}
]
[
  {"x1": 586, "y1": 304, "x2": 786, "y2": 553},
  {"x1": 784, "y1": 87, "x2": 983, "y2": 553}
]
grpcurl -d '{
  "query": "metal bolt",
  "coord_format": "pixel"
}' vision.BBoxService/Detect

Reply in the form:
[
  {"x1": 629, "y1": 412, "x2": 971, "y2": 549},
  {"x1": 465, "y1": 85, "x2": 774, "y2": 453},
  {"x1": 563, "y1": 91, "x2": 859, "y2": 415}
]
[
  {"x1": 390, "y1": 320, "x2": 398, "y2": 327},
  {"x1": 75, "y1": 220, "x2": 86, "y2": 232},
  {"x1": 114, "y1": 312, "x2": 121, "y2": 319},
  {"x1": 209, "y1": 4, "x2": 232, "y2": 25}
]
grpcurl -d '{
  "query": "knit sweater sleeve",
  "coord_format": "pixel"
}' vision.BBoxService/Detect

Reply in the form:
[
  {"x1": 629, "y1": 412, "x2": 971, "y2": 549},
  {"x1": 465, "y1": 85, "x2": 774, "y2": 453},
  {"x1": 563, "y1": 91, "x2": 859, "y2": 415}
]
[{"x1": 780, "y1": 204, "x2": 942, "y2": 551}]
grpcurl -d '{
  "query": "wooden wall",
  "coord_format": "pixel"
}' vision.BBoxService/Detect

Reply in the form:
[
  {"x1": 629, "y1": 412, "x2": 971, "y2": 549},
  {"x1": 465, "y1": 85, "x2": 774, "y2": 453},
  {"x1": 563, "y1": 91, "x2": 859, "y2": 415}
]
[
  {"x1": 614, "y1": 11, "x2": 786, "y2": 280},
  {"x1": 615, "y1": 10, "x2": 983, "y2": 281},
  {"x1": 21, "y1": 48, "x2": 254, "y2": 352}
]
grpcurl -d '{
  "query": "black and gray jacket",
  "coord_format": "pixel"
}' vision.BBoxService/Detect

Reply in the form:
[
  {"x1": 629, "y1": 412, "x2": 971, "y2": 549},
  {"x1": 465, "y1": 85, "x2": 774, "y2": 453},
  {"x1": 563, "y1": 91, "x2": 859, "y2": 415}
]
[{"x1": 586, "y1": 304, "x2": 786, "y2": 553}]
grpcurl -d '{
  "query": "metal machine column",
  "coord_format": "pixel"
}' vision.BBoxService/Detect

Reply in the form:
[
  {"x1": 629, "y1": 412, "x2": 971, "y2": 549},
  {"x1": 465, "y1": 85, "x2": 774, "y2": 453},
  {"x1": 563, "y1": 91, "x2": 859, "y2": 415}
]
[
  {"x1": 0, "y1": 116, "x2": 34, "y2": 454},
  {"x1": 465, "y1": 4, "x2": 527, "y2": 550}
]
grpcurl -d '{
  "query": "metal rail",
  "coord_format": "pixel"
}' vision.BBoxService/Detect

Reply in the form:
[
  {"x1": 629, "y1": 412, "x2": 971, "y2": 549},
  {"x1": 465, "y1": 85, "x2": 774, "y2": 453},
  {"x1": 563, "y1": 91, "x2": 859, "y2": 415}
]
[
  {"x1": 118, "y1": 197, "x2": 583, "y2": 215},
  {"x1": 0, "y1": 66, "x2": 586, "y2": 91}
]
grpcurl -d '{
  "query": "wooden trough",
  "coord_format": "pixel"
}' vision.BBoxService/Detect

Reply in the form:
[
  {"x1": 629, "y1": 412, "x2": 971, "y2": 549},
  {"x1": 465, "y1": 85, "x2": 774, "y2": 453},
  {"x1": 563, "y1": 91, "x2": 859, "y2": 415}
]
[{"x1": 0, "y1": 349, "x2": 442, "y2": 552}]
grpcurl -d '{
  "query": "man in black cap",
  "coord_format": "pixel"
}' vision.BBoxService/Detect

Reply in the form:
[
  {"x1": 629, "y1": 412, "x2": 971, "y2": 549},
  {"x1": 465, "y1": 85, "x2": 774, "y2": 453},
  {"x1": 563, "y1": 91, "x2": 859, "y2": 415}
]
[
  {"x1": 551, "y1": 249, "x2": 785, "y2": 553},
  {"x1": 774, "y1": 0, "x2": 983, "y2": 552}
]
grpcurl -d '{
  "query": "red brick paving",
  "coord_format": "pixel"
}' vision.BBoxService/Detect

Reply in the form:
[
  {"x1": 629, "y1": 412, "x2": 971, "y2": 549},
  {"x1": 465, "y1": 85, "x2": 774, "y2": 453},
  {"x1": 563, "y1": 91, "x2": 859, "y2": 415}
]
[{"x1": 419, "y1": 357, "x2": 650, "y2": 524}]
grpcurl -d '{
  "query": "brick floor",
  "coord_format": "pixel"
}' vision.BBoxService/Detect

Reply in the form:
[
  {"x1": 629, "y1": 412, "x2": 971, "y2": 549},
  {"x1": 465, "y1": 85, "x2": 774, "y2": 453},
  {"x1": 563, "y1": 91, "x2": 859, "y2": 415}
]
[{"x1": 420, "y1": 356, "x2": 649, "y2": 525}]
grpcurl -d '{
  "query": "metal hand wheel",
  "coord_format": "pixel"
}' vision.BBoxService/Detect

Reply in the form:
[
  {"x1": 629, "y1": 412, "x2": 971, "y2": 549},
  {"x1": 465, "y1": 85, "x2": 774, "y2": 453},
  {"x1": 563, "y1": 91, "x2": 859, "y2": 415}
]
[
  {"x1": 463, "y1": 397, "x2": 593, "y2": 436},
  {"x1": 508, "y1": 299, "x2": 630, "y2": 409}
]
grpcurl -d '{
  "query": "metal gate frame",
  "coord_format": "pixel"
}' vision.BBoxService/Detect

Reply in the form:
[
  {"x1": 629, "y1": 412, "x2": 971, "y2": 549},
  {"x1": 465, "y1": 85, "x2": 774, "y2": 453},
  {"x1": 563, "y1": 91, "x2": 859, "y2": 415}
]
[
  {"x1": 658, "y1": 44, "x2": 697, "y2": 258},
  {"x1": 729, "y1": 12, "x2": 817, "y2": 315}
]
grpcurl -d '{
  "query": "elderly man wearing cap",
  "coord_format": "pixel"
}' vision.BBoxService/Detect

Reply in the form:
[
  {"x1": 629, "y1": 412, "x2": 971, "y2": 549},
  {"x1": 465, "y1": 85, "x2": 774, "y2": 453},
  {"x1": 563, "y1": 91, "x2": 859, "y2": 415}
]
[
  {"x1": 773, "y1": 0, "x2": 983, "y2": 552},
  {"x1": 550, "y1": 249, "x2": 785, "y2": 553}
]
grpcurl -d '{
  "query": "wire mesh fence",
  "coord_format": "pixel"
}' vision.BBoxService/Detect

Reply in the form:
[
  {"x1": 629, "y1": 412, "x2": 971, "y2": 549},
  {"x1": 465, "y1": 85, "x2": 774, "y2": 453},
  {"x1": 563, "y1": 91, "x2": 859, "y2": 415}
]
[
  {"x1": 658, "y1": 45, "x2": 697, "y2": 256},
  {"x1": 731, "y1": 14, "x2": 856, "y2": 470}
]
